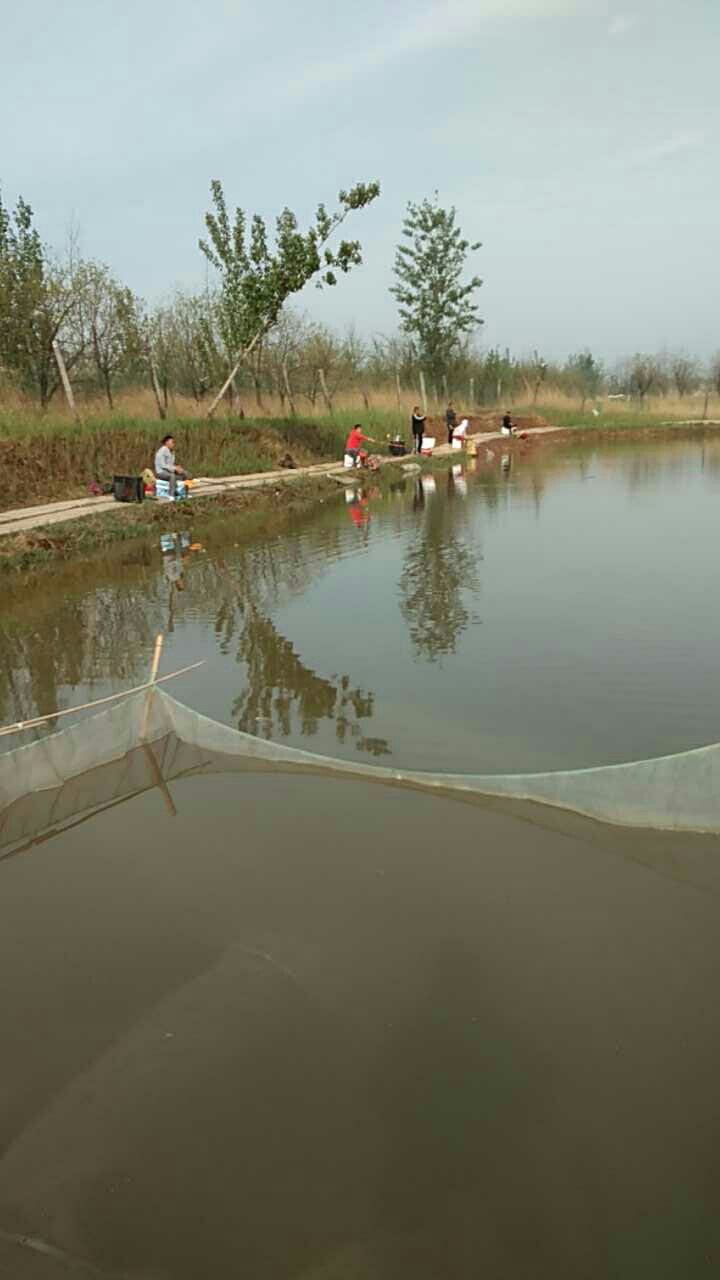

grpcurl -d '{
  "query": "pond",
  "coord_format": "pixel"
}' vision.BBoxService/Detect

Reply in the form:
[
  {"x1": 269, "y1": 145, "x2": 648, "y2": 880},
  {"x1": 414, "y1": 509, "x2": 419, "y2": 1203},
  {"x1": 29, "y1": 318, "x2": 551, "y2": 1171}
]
[
  {"x1": 1, "y1": 436, "x2": 719, "y2": 1278},
  {"x1": 3, "y1": 434, "x2": 720, "y2": 771}
]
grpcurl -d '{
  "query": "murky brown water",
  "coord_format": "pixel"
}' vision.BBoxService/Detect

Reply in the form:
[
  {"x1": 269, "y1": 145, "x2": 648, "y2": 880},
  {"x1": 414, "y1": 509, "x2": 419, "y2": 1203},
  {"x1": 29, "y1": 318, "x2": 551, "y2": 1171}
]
[{"x1": 2, "y1": 438, "x2": 720, "y2": 1276}]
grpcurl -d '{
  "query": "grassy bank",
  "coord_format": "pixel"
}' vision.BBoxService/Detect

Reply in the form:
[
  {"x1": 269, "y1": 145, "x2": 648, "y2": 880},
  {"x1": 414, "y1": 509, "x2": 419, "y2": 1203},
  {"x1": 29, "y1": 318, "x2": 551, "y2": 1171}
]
[
  {"x1": 0, "y1": 415, "x2": 356, "y2": 511},
  {"x1": 3, "y1": 399, "x2": 719, "y2": 515},
  {"x1": 0, "y1": 475, "x2": 342, "y2": 575}
]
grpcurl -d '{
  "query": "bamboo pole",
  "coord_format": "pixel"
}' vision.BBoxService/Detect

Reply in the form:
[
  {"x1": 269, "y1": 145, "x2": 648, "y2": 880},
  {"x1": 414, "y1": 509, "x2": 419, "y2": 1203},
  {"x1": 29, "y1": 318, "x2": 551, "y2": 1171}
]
[
  {"x1": 140, "y1": 634, "x2": 164, "y2": 740},
  {"x1": 0, "y1": 660, "x2": 205, "y2": 739},
  {"x1": 142, "y1": 742, "x2": 178, "y2": 817},
  {"x1": 52, "y1": 340, "x2": 79, "y2": 422}
]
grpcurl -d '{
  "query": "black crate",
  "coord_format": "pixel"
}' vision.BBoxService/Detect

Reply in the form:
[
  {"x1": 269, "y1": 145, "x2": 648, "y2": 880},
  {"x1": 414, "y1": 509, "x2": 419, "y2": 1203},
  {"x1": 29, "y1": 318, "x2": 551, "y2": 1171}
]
[{"x1": 112, "y1": 475, "x2": 144, "y2": 503}]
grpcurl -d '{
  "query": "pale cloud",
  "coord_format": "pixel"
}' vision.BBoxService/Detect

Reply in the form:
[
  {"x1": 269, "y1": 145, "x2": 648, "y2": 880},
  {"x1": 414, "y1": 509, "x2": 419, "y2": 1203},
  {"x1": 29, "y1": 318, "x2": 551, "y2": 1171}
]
[
  {"x1": 631, "y1": 130, "x2": 705, "y2": 165},
  {"x1": 281, "y1": 0, "x2": 592, "y2": 102},
  {"x1": 609, "y1": 13, "x2": 636, "y2": 37}
]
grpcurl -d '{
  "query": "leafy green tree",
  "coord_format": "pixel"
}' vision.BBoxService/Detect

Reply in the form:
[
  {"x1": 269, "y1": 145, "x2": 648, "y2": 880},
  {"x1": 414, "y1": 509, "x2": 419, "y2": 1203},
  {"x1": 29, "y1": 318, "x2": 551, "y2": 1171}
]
[
  {"x1": 390, "y1": 194, "x2": 482, "y2": 386},
  {"x1": 0, "y1": 189, "x2": 87, "y2": 406},
  {"x1": 199, "y1": 177, "x2": 380, "y2": 417}
]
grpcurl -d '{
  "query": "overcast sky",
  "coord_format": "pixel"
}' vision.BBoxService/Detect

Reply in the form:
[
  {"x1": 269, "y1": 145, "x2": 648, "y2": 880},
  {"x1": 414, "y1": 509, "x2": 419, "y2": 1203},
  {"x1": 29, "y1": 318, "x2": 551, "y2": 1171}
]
[{"x1": 2, "y1": 0, "x2": 718, "y2": 361}]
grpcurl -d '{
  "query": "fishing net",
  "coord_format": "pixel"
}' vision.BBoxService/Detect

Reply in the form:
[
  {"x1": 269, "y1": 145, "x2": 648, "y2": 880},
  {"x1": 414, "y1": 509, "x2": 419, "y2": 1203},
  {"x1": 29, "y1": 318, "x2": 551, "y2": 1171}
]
[{"x1": 3, "y1": 686, "x2": 720, "y2": 856}]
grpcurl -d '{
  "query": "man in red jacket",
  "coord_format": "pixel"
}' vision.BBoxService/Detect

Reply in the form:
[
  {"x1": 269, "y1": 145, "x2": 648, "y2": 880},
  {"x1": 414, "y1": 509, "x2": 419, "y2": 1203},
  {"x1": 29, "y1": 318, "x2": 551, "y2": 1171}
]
[{"x1": 345, "y1": 424, "x2": 375, "y2": 465}]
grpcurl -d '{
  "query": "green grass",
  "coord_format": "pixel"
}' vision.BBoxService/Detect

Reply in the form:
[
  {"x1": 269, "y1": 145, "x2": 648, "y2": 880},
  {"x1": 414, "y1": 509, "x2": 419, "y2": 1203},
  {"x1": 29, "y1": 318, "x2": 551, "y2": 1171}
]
[
  {"x1": 0, "y1": 414, "x2": 354, "y2": 510},
  {"x1": 529, "y1": 404, "x2": 711, "y2": 431}
]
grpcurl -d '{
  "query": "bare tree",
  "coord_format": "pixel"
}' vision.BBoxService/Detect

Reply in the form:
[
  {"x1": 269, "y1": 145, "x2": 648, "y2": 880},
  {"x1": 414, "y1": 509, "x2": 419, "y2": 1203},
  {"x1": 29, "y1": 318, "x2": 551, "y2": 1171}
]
[
  {"x1": 671, "y1": 355, "x2": 699, "y2": 399},
  {"x1": 629, "y1": 354, "x2": 659, "y2": 407},
  {"x1": 82, "y1": 263, "x2": 142, "y2": 408}
]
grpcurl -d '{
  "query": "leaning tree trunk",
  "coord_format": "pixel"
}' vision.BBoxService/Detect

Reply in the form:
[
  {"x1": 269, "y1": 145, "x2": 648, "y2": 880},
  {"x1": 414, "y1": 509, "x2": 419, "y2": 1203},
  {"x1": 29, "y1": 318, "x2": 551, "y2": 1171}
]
[{"x1": 144, "y1": 339, "x2": 167, "y2": 421}]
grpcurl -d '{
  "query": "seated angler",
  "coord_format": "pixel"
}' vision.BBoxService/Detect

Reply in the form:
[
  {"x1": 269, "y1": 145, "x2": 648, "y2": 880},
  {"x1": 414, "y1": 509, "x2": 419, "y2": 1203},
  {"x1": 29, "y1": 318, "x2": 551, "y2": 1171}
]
[{"x1": 154, "y1": 434, "x2": 187, "y2": 497}]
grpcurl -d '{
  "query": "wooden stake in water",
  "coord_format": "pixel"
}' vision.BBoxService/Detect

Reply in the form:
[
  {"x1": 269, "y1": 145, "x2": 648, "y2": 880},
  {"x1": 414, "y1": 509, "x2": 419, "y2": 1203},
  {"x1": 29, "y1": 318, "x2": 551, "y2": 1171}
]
[
  {"x1": 52, "y1": 340, "x2": 79, "y2": 422},
  {"x1": 140, "y1": 634, "x2": 164, "y2": 740}
]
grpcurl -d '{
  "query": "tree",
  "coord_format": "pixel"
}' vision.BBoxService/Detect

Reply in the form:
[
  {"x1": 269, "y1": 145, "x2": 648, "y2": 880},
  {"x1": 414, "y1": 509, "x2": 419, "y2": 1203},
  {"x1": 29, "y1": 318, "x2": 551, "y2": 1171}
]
[
  {"x1": 529, "y1": 350, "x2": 548, "y2": 406},
  {"x1": 565, "y1": 351, "x2": 603, "y2": 411},
  {"x1": 83, "y1": 263, "x2": 142, "y2": 408},
  {"x1": 0, "y1": 189, "x2": 87, "y2": 406},
  {"x1": 199, "y1": 177, "x2": 380, "y2": 417},
  {"x1": 629, "y1": 354, "x2": 659, "y2": 407},
  {"x1": 671, "y1": 355, "x2": 698, "y2": 399},
  {"x1": 390, "y1": 194, "x2": 482, "y2": 386},
  {"x1": 399, "y1": 494, "x2": 480, "y2": 661}
]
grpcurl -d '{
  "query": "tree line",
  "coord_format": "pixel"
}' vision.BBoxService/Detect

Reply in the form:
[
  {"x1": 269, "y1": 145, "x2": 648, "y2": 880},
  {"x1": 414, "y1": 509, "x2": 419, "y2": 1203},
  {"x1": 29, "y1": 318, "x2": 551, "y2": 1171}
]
[{"x1": 1, "y1": 181, "x2": 719, "y2": 416}]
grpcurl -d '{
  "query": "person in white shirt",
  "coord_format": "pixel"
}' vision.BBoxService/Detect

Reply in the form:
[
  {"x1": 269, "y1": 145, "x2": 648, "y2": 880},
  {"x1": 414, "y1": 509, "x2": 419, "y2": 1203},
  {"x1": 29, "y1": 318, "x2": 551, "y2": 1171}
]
[{"x1": 154, "y1": 434, "x2": 186, "y2": 497}]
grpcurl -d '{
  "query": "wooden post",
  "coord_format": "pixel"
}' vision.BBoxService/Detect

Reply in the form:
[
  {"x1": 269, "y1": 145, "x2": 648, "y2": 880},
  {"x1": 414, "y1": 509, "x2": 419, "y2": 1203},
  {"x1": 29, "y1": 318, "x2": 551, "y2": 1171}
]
[
  {"x1": 419, "y1": 370, "x2": 427, "y2": 415},
  {"x1": 318, "y1": 367, "x2": 333, "y2": 413},
  {"x1": 395, "y1": 371, "x2": 401, "y2": 410},
  {"x1": 442, "y1": 374, "x2": 449, "y2": 405},
  {"x1": 282, "y1": 360, "x2": 296, "y2": 415},
  {"x1": 142, "y1": 742, "x2": 178, "y2": 818},
  {"x1": 469, "y1": 376, "x2": 475, "y2": 410},
  {"x1": 52, "y1": 340, "x2": 79, "y2": 422},
  {"x1": 140, "y1": 633, "x2": 164, "y2": 741},
  {"x1": 145, "y1": 339, "x2": 167, "y2": 421}
]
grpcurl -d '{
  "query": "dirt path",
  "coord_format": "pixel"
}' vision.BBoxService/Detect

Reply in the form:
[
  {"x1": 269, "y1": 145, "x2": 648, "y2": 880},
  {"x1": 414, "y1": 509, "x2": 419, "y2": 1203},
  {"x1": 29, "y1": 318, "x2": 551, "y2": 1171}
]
[{"x1": 0, "y1": 428, "x2": 561, "y2": 539}]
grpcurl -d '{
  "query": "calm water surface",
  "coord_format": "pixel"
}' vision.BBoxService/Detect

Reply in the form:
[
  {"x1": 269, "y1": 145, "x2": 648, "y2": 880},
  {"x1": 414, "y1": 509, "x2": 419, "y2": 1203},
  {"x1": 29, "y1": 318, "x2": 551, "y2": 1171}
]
[
  {"x1": 2, "y1": 437, "x2": 720, "y2": 1278},
  {"x1": 3, "y1": 435, "x2": 720, "y2": 770}
]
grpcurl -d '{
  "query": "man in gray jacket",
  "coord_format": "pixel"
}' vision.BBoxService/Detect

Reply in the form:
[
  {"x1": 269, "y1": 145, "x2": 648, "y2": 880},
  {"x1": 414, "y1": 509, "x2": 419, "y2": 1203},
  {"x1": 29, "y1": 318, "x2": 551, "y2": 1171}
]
[{"x1": 154, "y1": 434, "x2": 186, "y2": 497}]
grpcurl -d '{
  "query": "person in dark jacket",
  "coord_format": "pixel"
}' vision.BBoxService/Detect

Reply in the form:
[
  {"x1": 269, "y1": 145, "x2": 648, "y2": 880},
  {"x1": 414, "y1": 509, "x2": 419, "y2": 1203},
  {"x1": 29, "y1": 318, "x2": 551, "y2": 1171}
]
[
  {"x1": 445, "y1": 401, "x2": 457, "y2": 444},
  {"x1": 411, "y1": 406, "x2": 426, "y2": 454}
]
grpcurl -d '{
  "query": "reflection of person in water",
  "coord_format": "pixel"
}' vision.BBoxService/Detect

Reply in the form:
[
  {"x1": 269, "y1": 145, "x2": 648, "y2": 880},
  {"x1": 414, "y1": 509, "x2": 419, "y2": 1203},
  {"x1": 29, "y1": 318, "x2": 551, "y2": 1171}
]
[
  {"x1": 164, "y1": 558, "x2": 185, "y2": 591},
  {"x1": 413, "y1": 478, "x2": 425, "y2": 512},
  {"x1": 162, "y1": 532, "x2": 188, "y2": 595},
  {"x1": 347, "y1": 494, "x2": 370, "y2": 528}
]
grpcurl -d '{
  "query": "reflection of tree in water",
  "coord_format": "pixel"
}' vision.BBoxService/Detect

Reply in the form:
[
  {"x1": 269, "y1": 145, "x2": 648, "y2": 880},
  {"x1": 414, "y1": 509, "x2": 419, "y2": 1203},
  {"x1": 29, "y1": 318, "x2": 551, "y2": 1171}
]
[
  {"x1": 231, "y1": 606, "x2": 390, "y2": 756},
  {"x1": 1, "y1": 516, "x2": 390, "y2": 754},
  {"x1": 0, "y1": 584, "x2": 165, "y2": 727},
  {"x1": 400, "y1": 485, "x2": 480, "y2": 661}
]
